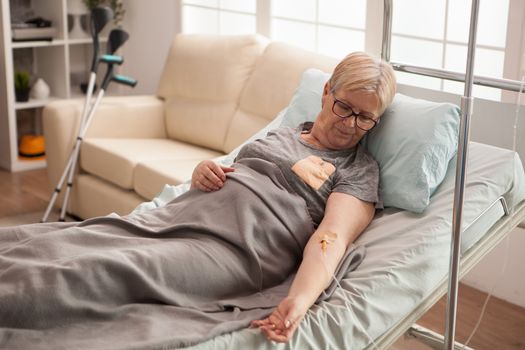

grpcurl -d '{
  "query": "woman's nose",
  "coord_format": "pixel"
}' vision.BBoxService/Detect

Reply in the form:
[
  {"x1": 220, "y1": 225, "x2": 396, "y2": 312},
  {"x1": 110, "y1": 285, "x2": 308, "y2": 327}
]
[{"x1": 342, "y1": 115, "x2": 357, "y2": 127}]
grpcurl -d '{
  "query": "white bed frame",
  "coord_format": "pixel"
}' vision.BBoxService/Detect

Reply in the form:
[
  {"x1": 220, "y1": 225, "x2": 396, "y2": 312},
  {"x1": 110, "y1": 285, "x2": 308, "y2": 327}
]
[{"x1": 376, "y1": 1, "x2": 525, "y2": 348}]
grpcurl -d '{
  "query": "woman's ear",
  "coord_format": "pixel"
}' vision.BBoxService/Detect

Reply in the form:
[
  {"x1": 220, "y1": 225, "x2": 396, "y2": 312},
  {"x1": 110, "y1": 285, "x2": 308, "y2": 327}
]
[
  {"x1": 323, "y1": 82, "x2": 331, "y2": 96},
  {"x1": 321, "y1": 82, "x2": 331, "y2": 108}
]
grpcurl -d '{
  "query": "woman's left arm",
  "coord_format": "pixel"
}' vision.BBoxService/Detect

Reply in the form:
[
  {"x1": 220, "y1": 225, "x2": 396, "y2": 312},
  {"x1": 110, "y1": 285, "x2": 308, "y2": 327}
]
[{"x1": 251, "y1": 192, "x2": 375, "y2": 342}]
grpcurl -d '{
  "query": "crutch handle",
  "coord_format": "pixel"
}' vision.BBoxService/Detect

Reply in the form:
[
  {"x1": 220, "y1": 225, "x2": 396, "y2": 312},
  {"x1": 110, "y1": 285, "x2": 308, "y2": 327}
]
[
  {"x1": 113, "y1": 74, "x2": 138, "y2": 88},
  {"x1": 99, "y1": 54, "x2": 124, "y2": 65}
]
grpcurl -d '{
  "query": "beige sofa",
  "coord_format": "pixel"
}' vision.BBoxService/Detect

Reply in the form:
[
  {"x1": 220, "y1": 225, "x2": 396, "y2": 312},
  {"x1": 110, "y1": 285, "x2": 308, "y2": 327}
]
[{"x1": 43, "y1": 34, "x2": 337, "y2": 219}]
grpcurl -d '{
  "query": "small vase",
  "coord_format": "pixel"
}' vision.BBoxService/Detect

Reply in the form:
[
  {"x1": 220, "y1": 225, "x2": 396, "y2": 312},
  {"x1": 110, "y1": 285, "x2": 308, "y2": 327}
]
[
  {"x1": 68, "y1": 0, "x2": 89, "y2": 39},
  {"x1": 30, "y1": 78, "x2": 51, "y2": 100},
  {"x1": 15, "y1": 89, "x2": 30, "y2": 102}
]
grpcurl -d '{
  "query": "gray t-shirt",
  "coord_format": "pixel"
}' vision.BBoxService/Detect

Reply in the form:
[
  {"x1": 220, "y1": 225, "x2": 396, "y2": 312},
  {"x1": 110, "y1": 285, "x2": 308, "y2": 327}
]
[{"x1": 235, "y1": 122, "x2": 382, "y2": 225}]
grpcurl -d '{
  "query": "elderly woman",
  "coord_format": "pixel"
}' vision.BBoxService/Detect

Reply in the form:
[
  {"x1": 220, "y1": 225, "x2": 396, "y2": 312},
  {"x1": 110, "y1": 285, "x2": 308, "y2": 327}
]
[
  {"x1": 0, "y1": 52, "x2": 395, "y2": 348},
  {"x1": 193, "y1": 52, "x2": 396, "y2": 342}
]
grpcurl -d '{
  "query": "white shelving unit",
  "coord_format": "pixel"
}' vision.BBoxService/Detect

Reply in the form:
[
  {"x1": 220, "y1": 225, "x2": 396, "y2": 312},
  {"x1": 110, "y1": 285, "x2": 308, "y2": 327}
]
[{"x1": 0, "y1": 0, "x2": 109, "y2": 172}]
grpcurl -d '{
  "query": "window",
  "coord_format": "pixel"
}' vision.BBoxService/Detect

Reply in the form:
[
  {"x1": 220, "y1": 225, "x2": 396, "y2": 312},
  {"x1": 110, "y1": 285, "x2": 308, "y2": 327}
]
[
  {"x1": 182, "y1": 0, "x2": 367, "y2": 59},
  {"x1": 270, "y1": 0, "x2": 366, "y2": 58},
  {"x1": 182, "y1": 0, "x2": 256, "y2": 35},
  {"x1": 390, "y1": 0, "x2": 510, "y2": 101},
  {"x1": 179, "y1": 0, "x2": 523, "y2": 101}
]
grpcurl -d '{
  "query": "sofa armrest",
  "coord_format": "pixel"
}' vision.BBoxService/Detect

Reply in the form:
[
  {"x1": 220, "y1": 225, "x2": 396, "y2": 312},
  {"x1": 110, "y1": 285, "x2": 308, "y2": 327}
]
[{"x1": 43, "y1": 95, "x2": 166, "y2": 191}]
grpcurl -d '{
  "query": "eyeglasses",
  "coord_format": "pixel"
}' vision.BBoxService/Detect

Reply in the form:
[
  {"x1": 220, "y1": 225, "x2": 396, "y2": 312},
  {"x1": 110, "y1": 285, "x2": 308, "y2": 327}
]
[{"x1": 331, "y1": 93, "x2": 379, "y2": 131}]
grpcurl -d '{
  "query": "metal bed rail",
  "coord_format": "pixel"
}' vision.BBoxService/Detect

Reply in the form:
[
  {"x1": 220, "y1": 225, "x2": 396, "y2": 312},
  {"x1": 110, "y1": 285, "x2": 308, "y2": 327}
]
[
  {"x1": 381, "y1": 0, "x2": 524, "y2": 349},
  {"x1": 408, "y1": 196, "x2": 508, "y2": 350},
  {"x1": 389, "y1": 63, "x2": 525, "y2": 93}
]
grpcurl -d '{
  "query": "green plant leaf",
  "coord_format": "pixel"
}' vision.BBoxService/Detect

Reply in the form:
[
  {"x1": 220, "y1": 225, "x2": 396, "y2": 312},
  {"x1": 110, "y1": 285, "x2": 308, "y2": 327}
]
[
  {"x1": 83, "y1": 0, "x2": 125, "y2": 25},
  {"x1": 14, "y1": 71, "x2": 30, "y2": 91}
]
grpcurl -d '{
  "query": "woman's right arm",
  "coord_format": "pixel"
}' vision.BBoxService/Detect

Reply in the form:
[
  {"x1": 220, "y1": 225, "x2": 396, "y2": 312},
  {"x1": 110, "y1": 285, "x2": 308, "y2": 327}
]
[
  {"x1": 191, "y1": 160, "x2": 235, "y2": 192},
  {"x1": 252, "y1": 192, "x2": 375, "y2": 342}
]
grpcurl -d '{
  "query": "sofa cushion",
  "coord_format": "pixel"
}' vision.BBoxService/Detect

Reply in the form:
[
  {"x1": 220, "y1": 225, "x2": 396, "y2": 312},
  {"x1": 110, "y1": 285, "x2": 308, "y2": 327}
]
[
  {"x1": 157, "y1": 34, "x2": 268, "y2": 151},
  {"x1": 223, "y1": 42, "x2": 337, "y2": 153},
  {"x1": 163, "y1": 97, "x2": 237, "y2": 152},
  {"x1": 134, "y1": 159, "x2": 203, "y2": 200},
  {"x1": 84, "y1": 96, "x2": 167, "y2": 138},
  {"x1": 80, "y1": 138, "x2": 222, "y2": 190},
  {"x1": 74, "y1": 174, "x2": 145, "y2": 217}
]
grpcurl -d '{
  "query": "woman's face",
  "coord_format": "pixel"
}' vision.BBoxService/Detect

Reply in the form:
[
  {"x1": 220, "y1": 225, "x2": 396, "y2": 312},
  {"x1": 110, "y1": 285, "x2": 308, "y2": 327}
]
[{"x1": 311, "y1": 82, "x2": 380, "y2": 150}]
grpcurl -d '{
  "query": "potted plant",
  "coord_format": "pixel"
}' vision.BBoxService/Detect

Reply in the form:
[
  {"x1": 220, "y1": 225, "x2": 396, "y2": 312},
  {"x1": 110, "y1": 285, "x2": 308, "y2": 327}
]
[
  {"x1": 84, "y1": 0, "x2": 125, "y2": 27},
  {"x1": 14, "y1": 71, "x2": 31, "y2": 102}
]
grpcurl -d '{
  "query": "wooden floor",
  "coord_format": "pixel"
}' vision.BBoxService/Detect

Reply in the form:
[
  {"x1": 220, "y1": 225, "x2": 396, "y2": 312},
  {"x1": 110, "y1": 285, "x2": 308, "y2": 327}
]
[
  {"x1": 1, "y1": 167, "x2": 525, "y2": 349},
  {"x1": 0, "y1": 167, "x2": 50, "y2": 217},
  {"x1": 417, "y1": 285, "x2": 525, "y2": 349}
]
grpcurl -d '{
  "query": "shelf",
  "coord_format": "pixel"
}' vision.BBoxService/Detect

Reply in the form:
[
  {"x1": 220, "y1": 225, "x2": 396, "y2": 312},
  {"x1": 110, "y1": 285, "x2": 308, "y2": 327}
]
[
  {"x1": 13, "y1": 157, "x2": 46, "y2": 172},
  {"x1": 11, "y1": 39, "x2": 66, "y2": 49},
  {"x1": 68, "y1": 37, "x2": 108, "y2": 45},
  {"x1": 15, "y1": 97, "x2": 60, "y2": 110},
  {"x1": 1, "y1": 0, "x2": 114, "y2": 172}
]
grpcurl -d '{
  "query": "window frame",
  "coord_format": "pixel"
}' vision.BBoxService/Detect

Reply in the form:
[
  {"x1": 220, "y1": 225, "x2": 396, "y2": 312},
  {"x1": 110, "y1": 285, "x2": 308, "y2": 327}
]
[{"x1": 178, "y1": 0, "x2": 525, "y2": 102}]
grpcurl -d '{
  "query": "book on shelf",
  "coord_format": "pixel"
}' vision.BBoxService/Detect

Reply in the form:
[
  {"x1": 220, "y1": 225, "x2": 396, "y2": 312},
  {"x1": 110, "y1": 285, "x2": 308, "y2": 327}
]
[{"x1": 12, "y1": 27, "x2": 58, "y2": 42}]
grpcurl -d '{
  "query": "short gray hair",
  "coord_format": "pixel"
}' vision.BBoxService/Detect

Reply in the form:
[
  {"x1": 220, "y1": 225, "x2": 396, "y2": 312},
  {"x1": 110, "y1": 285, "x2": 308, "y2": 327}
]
[{"x1": 329, "y1": 52, "x2": 396, "y2": 116}]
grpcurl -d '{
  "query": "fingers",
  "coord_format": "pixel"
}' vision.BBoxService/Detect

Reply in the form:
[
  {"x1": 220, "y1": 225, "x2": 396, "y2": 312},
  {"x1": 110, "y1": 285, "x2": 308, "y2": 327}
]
[
  {"x1": 192, "y1": 174, "x2": 217, "y2": 192},
  {"x1": 250, "y1": 318, "x2": 272, "y2": 328},
  {"x1": 252, "y1": 311, "x2": 300, "y2": 343},
  {"x1": 283, "y1": 308, "x2": 302, "y2": 330},
  {"x1": 260, "y1": 322, "x2": 297, "y2": 343},
  {"x1": 192, "y1": 161, "x2": 233, "y2": 192},
  {"x1": 204, "y1": 163, "x2": 225, "y2": 187},
  {"x1": 251, "y1": 297, "x2": 308, "y2": 343},
  {"x1": 250, "y1": 313, "x2": 281, "y2": 329},
  {"x1": 251, "y1": 315, "x2": 277, "y2": 332},
  {"x1": 254, "y1": 318, "x2": 286, "y2": 342},
  {"x1": 221, "y1": 166, "x2": 235, "y2": 174}
]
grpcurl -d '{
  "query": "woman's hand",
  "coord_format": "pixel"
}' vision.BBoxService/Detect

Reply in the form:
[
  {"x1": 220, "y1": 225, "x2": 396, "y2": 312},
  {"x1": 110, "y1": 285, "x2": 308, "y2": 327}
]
[
  {"x1": 251, "y1": 296, "x2": 309, "y2": 343},
  {"x1": 191, "y1": 160, "x2": 235, "y2": 192}
]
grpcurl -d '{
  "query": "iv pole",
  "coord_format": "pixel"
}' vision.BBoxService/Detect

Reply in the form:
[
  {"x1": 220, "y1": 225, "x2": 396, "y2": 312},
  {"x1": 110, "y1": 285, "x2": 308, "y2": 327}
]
[
  {"x1": 381, "y1": 0, "x2": 483, "y2": 348},
  {"x1": 444, "y1": 0, "x2": 480, "y2": 348}
]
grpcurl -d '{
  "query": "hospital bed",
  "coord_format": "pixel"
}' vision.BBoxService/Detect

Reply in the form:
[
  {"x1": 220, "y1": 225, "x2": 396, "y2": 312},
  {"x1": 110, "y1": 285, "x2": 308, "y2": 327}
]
[
  {"x1": 180, "y1": 0, "x2": 525, "y2": 348},
  {"x1": 177, "y1": 145, "x2": 525, "y2": 350},
  {"x1": 2, "y1": 1, "x2": 521, "y2": 349}
]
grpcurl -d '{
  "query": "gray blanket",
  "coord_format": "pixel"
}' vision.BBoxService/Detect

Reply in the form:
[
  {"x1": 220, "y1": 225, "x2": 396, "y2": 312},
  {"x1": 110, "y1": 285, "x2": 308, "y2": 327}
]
[{"x1": 0, "y1": 158, "x2": 365, "y2": 350}]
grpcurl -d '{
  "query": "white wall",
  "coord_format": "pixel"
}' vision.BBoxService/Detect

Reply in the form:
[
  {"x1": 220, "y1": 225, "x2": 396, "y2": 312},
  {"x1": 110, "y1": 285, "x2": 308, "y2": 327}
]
[
  {"x1": 120, "y1": 0, "x2": 180, "y2": 95},
  {"x1": 462, "y1": 227, "x2": 525, "y2": 308}
]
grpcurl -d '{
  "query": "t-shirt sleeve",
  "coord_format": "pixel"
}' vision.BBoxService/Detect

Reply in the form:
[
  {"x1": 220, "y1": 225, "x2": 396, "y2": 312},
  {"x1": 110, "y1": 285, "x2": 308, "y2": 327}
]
[{"x1": 332, "y1": 149, "x2": 383, "y2": 209}]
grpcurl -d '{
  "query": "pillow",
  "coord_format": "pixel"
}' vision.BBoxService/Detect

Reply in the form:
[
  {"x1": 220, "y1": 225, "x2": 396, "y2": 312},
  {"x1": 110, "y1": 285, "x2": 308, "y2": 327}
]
[
  {"x1": 364, "y1": 94, "x2": 460, "y2": 213},
  {"x1": 280, "y1": 68, "x2": 330, "y2": 128},
  {"x1": 280, "y1": 68, "x2": 460, "y2": 213}
]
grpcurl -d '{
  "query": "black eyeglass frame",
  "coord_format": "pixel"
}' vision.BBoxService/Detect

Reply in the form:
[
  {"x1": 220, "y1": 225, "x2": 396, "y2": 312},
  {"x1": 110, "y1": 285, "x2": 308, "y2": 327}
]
[{"x1": 330, "y1": 93, "x2": 380, "y2": 131}]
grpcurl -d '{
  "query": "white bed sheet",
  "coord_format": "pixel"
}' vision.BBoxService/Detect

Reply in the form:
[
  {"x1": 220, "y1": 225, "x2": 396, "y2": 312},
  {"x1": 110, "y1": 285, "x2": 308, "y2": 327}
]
[{"x1": 181, "y1": 141, "x2": 525, "y2": 350}]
